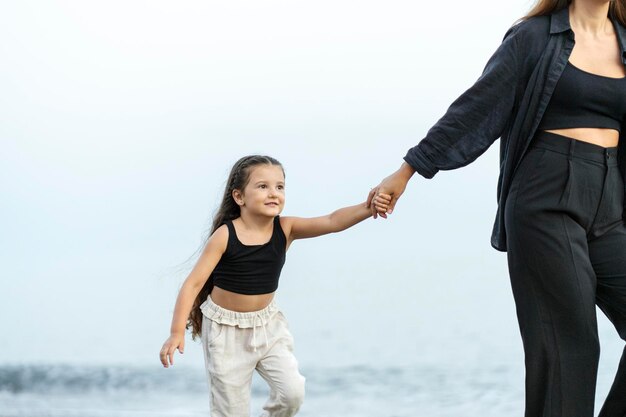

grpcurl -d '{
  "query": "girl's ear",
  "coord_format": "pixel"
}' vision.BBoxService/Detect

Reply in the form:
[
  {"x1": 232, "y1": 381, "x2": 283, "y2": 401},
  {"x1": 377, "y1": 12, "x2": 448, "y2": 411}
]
[{"x1": 232, "y1": 189, "x2": 244, "y2": 206}]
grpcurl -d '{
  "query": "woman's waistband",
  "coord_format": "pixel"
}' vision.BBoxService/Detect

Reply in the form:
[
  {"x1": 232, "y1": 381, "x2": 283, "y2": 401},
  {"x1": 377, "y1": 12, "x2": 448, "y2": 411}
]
[
  {"x1": 200, "y1": 296, "x2": 278, "y2": 328},
  {"x1": 531, "y1": 131, "x2": 618, "y2": 165}
]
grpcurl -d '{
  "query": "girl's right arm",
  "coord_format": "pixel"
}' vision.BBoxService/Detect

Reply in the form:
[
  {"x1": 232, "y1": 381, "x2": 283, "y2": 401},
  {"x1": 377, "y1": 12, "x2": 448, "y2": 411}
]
[
  {"x1": 281, "y1": 193, "x2": 391, "y2": 244},
  {"x1": 159, "y1": 225, "x2": 228, "y2": 368}
]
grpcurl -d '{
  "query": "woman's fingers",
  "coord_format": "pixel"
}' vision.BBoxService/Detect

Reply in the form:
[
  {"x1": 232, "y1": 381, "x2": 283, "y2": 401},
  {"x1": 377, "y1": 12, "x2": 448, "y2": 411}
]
[
  {"x1": 368, "y1": 186, "x2": 393, "y2": 219},
  {"x1": 374, "y1": 195, "x2": 391, "y2": 205},
  {"x1": 373, "y1": 194, "x2": 392, "y2": 210},
  {"x1": 387, "y1": 195, "x2": 399, "y2": 214}
]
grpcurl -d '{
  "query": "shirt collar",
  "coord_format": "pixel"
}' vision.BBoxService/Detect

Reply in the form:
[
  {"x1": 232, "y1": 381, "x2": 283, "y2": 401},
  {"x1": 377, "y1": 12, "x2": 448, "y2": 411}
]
[
  {"x1": 613, "y1": 18, "x2": 626, "y2": 60},
  {"x1": 550, "y1": 7, "x2": 570, "y2": 34}
]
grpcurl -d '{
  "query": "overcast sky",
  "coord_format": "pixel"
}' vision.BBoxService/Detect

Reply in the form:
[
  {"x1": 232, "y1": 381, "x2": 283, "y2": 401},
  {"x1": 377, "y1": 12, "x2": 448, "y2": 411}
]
[{"x1": 2, "y1": 0, "x2": 623, "y2": 372}]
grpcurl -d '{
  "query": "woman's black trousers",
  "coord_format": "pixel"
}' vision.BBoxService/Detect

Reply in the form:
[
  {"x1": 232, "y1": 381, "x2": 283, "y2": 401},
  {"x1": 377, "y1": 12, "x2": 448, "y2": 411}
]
[{"x1": 505, "y1": 131, "x2": 626, "y2": 417}]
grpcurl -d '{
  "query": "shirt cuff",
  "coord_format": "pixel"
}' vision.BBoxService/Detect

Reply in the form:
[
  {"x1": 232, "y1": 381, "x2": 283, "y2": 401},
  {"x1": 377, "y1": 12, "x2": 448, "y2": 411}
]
[{"x1": 404, "y1": 147, "x2": 438, "y2": 179}]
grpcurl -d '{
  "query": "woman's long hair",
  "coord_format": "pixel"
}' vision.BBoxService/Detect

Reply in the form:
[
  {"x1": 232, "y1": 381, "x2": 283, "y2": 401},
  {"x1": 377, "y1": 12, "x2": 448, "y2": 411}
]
[
  {"x1": 186, "y1": 155, "x2": 284, "y2": 339},
  {"x1": 523, "y1": 0, "x2": 626, "y2": 27}
]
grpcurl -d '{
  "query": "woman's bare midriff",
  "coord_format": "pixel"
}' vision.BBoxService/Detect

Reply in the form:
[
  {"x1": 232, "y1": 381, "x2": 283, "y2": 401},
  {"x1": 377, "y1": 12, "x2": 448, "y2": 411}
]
[
  {"x1": 545, "y1": 128, "x2": 619, "y2": 148},
  {"x1": 210, "y1": 286, "x2": 275, "y2": 312}
]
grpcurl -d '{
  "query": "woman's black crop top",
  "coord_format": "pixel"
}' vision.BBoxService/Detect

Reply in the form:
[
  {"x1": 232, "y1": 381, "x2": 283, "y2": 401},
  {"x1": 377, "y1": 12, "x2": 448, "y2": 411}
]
[
  {"x1": 538, "y1": 61, "x2": 626, "y2": 132},
  {"x1": 211, "y1": 216, "x2": 287, "y2": 295}
]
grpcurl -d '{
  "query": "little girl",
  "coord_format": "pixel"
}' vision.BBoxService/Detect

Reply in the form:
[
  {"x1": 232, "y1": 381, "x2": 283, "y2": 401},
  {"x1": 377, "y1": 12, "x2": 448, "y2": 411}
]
[{"x1": 159, "y1": 155, "x2": 390, "y2": 417}]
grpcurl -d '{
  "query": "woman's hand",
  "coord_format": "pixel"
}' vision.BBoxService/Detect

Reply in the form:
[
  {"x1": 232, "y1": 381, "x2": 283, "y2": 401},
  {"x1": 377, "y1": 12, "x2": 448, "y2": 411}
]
[
  {"x1": 367, "y1": 162, "x2": 415, "y2": 218},
  {"x1": 160, "y1": 333, "x2": 185, "y2": 368},
  {"x1": 368, "y1": 192, "x2": 392, "y2": 219}
]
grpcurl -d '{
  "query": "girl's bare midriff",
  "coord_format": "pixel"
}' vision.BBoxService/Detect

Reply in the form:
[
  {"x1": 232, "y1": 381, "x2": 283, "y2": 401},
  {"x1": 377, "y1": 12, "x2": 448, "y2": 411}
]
[
  {"x1": 545, "y1": 128, "x2": 619, "y2": 148},
  {"x1": 211, "y1": 286, "x2": 275, "y2": 312}
]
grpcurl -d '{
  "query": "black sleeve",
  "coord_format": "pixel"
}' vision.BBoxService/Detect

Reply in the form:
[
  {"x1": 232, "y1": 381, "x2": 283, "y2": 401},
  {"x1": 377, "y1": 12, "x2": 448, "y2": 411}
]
[{"x1": 404, "y1": 25, "x2": 522, "y2": 179}]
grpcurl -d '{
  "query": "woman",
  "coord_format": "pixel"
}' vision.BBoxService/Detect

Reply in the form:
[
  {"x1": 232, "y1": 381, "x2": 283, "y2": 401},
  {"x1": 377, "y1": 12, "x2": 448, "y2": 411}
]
[{"x1": 370, "y1": 1, "x2": 626, "y2": 416}]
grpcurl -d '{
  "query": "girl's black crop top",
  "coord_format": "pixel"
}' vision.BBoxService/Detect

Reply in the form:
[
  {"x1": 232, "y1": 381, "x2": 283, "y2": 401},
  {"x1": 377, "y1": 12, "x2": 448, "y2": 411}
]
[
  {"x1": 538, "y1": 61, "x2": 626, "y2": 132},
  {"x1": 210, "y1": 216, "x2": 287, "y2": 295}
]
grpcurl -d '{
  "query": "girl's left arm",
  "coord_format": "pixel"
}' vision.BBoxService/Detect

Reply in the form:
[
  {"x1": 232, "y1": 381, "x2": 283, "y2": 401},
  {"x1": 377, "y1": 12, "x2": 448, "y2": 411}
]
[{"x1": 282, "y1": 194, "x2": 391, "y2": 241}]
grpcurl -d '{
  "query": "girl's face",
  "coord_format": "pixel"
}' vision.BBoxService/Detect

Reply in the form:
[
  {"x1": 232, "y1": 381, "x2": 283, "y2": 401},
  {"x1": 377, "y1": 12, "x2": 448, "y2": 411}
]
[{"x1": 234, "y1": 164, "x2": 286, "y2": 217}]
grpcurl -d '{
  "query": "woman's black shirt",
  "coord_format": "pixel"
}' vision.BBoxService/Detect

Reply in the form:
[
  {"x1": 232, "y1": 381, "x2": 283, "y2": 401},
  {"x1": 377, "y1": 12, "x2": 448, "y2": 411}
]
[{"x1": 403, "y1": 7, "x2": 626, "y2": 251}]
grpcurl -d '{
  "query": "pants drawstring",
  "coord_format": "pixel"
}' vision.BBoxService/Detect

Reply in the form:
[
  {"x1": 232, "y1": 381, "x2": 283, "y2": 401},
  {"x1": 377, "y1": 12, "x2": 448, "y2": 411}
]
[
  {"x1": 252, "y1": 315, "x2": 257, "y2": 352},
  {"x1": 251, "y1": 313, "x2": 270, "y2": 352},
  {"x1": 262, "y1": 318, "x2": 269, "y2": 349}
]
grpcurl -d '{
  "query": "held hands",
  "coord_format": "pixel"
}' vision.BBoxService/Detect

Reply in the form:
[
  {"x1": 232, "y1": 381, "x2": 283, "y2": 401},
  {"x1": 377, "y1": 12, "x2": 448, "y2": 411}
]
[
  {"x1": 160, "y1": 333, "x2": 185, "y2": 368},
  {"x1": 368, "y1": 191, "x2": 392, "y2": 219},
  {"x1": 367, "y1": 163, "x2": 415, "y2": 218}
]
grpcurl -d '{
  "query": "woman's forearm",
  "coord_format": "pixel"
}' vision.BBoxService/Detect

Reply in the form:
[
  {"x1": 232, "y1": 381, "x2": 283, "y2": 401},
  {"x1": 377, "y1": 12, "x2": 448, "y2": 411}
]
[{"x1": 396, "y1": 162, "x2": 416, "y2": 181}]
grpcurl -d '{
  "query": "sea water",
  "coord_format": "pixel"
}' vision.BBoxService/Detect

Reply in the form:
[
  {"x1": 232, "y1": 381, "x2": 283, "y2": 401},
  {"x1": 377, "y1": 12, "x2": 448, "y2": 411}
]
[{"x1": 0, "y1": 363, "x2": 526, "y2": 417}]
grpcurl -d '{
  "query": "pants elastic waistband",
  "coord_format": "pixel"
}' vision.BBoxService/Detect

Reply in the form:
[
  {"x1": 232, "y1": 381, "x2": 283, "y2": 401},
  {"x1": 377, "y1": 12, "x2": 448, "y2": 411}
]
[
  {"x1": 531, "y1": 131, "x2": 618, "y2": 165},
  {"x1": 200, "y1": 296, "x2": 278, "y2": 328}
]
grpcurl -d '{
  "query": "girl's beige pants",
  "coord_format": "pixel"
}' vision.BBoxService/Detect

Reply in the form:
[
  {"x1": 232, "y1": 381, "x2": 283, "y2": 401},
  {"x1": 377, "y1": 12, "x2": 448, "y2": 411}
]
[{"x1": 200, "y1": 296, "x2": 305, "y2": 417}]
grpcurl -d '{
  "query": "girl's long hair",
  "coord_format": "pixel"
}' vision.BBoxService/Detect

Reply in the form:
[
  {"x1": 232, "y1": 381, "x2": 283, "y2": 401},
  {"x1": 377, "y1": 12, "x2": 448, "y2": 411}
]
[
  {"x1": 187, "y1": 155, "x2": 284, "y2": 339},
  {"x1": 523, "y1": 0, "x2": 626, "y2": 27}
]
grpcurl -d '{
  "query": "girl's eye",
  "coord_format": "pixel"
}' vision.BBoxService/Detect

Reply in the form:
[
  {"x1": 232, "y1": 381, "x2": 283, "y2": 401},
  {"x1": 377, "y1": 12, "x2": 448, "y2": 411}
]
[
  {"x1": 277, "y1": 185, "x2": 284, "y2": 190},
  {"x1": 259, "y1": 184, "x2": 267, "y2": 189}
]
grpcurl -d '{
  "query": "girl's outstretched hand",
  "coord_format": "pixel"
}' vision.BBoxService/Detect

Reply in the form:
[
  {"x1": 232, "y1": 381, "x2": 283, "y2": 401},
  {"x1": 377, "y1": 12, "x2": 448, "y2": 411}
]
[{"x1": 160, "y1": 333, "x2": 185, "y2": 368}]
